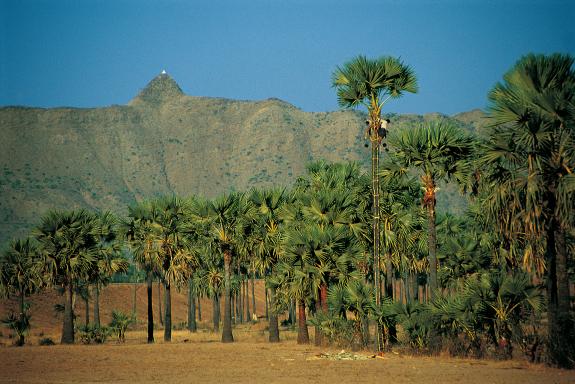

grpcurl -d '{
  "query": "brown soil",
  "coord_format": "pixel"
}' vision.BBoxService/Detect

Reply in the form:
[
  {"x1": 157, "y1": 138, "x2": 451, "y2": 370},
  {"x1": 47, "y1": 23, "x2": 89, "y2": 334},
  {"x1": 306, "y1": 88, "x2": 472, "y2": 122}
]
[
  {"x1": 1, "y1": 283, "x2": 574, "y2": 383},
  {"x1": 1, "y1": 331, "x2": 574, "y2": 384}
]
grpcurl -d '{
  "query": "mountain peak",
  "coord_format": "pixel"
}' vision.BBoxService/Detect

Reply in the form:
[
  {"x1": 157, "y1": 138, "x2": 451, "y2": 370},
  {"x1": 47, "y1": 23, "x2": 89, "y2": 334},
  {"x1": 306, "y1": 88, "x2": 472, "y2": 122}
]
[{"x1": 130, "y1": 71, "x2": 184, "y2": 105}]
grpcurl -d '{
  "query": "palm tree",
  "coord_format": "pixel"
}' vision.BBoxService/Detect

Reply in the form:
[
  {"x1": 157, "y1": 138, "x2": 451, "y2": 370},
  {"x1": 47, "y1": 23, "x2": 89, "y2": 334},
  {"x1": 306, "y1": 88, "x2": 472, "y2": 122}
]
[
  {"x1": 483, "y1": 53, "x2": 575, "y2": 367},
  {"x1": 198, "y1": 192, "x2": 251, "y2": 343},
  {"x1": 0, "y1": 238, "x2": 44, "y2": 346},
  {"x1": 90, "y1": 211, "x2": 129, "y2": 328},
  {"x1": 155, "y1": 196, "x2": 196, "y2": 342},
  {"x1": 35, "y1": 209, "x2": 97, "y2": 344},
  {"x1": 332, "y1": 55, "x2": 418, "y2": 351},
  {"x1": 389, "y1": 121, "x2": 475, "y2": 297},
  {"x1": 249, "y1": 187, "x2": 288, "y2": 342},
  {"x1": 124, "y1": 200, "x2": 161, "y2": 343}
]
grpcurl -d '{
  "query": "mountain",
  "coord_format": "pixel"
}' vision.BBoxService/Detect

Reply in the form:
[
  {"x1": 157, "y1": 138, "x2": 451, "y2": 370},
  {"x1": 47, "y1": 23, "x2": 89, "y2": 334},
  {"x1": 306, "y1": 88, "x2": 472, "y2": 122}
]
[{"x1": 0, "y1": 72, "x2": 486, "y2": 245}]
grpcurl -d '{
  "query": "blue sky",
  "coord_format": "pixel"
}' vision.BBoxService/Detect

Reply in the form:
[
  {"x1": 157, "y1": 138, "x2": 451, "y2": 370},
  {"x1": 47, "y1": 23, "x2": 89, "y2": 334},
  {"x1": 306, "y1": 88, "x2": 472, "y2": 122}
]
[{"x1": 1, "y1": 0, "x2": 573, "y2": 114}]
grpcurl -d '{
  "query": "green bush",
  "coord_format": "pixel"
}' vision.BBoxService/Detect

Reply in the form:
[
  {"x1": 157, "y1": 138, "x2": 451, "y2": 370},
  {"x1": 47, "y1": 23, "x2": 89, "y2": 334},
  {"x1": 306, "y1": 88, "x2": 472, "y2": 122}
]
[
  {"x1": 78, "y1": 324, "x2": 110, "y2": 344},
  {"x1": 109, "y1": 310, "x2": 133, "y2": 343}
]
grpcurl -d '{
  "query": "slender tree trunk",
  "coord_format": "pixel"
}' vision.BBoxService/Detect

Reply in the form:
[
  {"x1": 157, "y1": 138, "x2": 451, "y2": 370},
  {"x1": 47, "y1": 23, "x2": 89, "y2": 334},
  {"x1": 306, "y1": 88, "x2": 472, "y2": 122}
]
[
  {"x1": 188, "y1": 280, "x2": 196, "y2": 332},
  {"x1": 425, "y1": 177, "x2": 438, "y2": 297},
  {"x1": 18, "y1": 291, "x2": 25, "y2": 346},
  {"x1": 315, "y1": 284, "x2": 328, "y2": 346},
  {"x1": 61, "y1": 283, "x2": 75, "y2": 344},
  {"x1": 212, "y1": 294, "x2": 220, "y2": 331},
  {"x1": 93, "y1": 285, "x2": 100, "y2": 328},
  {"x1": 297, "y1": 299, "x2": 309, "y2": 344},
  {"x1": 84, "y1": 295, "x2": 90, "y2": 327},
  {"x1": 146, "y1": 272, "x2": 154, "y2": 343},
  {"x1": 222, "y1": 250, "x2": 234, "y2": 343},
  {"x1": 370, "y1": 113, "x2": 384, "y2": 352},
  {"x1": 268, "y1": 286, "x2": 279, "y2": 343},
  {"x1": 245, "y1": 279, "x2": 250, "y2": 322},
  {"x1": 265, "y1": 287, "x2": 269, "y2": 320},
  {"x1": 546, "y1": 214, "x2": 574, "y2": 368},
  {"x1": 384, "y1": 257, "x2": 393, "y2": 299},
  {"x1": 314, "y1": 291, "x2": 322, "y2": 347},
  {"x1": 164, "y1": 282, "x2": 171, "y2": 342},
  {"x1": 158, "y1": 281, "x2": 163, "y2": 326},
  {"x1": 197, "y1": 295, "x2": 202, "y2": 322},
  {"x1": 251, "y1": 270, "x2": 256, "y2": 320}
]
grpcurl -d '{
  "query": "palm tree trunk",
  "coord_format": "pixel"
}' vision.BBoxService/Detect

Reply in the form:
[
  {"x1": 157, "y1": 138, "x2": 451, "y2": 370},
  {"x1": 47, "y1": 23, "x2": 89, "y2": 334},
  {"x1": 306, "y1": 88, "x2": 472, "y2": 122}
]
[
  {"x1": 297, "y1": 299, "x2": 309, "y2": 344},
  {"x1": 222, "y1": 250, "x2": 234, "y2": 343},
  {"x1": 384, "y1": 257, "x2": 393, "y2": 299},
  {"x1": 268, "y1": 286, "x2": 279, "y2": 342},
  {"x1": 265, "y1": 287, "x2": 269, "y2": 320},
  {"x1": 245, "y1": 279, "x2": 250, "y2": 322},
  {"x1": 251, "y1": 269, "x2": 256, "y2": 320},
  {"x1": 188, "y1": 281, "x2": 197, "y2": 332},
  {"x1": 212, "y1": 294, "x2": 220, "y2": 331},
  {"x1": 425, "y1": 177, "x2": 438, "y2": 297},
  {"x1": 61, "y1": 283, "x2": 75, "y2": 344},
  {"x1": 146, "y1": 272, "x2": 154, "y2": 343},
  {"x1": 164, "y1": 282, "x2": 171, "y2": 342},
  {"x1": 197, "y1": 295, "x2": 202, "y2": 322},
  {"x1": 84, "y1": 295, "x2": 90, "y2": 327},
  {"x1": 546, "y1": 215, "x2": 574, "y2": 367},
  {"x1": 93, "y1": 285, "x2": 100, "y2": 328},
  {"x1": 371, "y1": 119, "x2": 384, "y2": 352},
  {"x1": 158, "y1": 281, "x2": 163, "y2": 326},
  {"x1": 18, "y1": 290, "x2": 25, "y2": 346},
  {"x1": 237, "y1": 263, "x2": 242, "y2": 324}
]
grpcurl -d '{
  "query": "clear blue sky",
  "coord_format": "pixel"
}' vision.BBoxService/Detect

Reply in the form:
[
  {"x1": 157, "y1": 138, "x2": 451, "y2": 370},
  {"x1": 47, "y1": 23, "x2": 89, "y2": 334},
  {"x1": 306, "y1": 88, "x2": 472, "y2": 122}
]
[{"x1": 1, "y1": 0, "x2": 573, "y2": 114}]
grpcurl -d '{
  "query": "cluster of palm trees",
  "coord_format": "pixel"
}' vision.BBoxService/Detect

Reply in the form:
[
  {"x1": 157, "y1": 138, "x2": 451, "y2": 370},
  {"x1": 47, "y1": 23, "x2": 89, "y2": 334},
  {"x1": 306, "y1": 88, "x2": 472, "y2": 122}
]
[
  {"x1": 0, "y1": 53, "x2": 573, "y2": 368},
  {"x1": 0, "y1": 210, "x2": 128, "y2": 344}
]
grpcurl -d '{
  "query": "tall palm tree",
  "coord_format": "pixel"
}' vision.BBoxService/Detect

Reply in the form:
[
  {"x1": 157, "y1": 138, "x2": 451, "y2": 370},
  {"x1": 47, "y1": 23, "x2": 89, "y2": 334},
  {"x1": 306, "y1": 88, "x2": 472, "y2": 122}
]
[
  {"x1": 0, "y1": 238, "x2": 44, "y2": 346},
  {"x1": 155, "y1": 196, "x2": 196, "y2": 342},
  {"x1": 90, "y1": 211, "x2": 129, "y2": 328},
  {"x1": 483, "y1": 53, "x2": 575, "y2": 367},
  {"x1": 389, "y1": 121, "x2": 475, "y2": 297},
  {"x1": 35, "y1": 209, "x2": 97, "y2": 344},
  {"x1": 198, "y1": 192, "x2": 251, "y2": 343},
  {"x1": 124, "y1": 200, "x2": 162, "y2": 343},
  {"x1": 249, "y1": 187, "x2": 289, "y2": 342},
  {"x1": 332, "y1": 55, "x2": 418, "y2": 351}
]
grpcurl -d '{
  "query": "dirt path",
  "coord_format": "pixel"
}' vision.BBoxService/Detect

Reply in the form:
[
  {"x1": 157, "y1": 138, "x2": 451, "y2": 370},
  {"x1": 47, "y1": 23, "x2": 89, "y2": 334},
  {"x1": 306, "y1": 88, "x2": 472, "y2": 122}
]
[{"x1": 1, "y1": 335, "x2": 573, "y2": 384}]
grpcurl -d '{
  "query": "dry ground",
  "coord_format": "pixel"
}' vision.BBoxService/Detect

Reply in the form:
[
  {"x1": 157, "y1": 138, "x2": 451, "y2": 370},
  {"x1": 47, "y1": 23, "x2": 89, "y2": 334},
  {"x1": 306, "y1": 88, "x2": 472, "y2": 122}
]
[
  {"x1": 1, "y1": 328, "x2": 574, "y2": 384},
  {"x1": 1, "y1": 284, "x2": 574, "y2": 383}
]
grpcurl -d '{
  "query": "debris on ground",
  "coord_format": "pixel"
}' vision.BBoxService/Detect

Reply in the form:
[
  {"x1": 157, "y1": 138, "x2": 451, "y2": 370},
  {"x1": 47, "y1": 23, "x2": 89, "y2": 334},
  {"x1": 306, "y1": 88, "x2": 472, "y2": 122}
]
[{"x1": 306, "y1": 350, "x2": 384, "y2": 361}]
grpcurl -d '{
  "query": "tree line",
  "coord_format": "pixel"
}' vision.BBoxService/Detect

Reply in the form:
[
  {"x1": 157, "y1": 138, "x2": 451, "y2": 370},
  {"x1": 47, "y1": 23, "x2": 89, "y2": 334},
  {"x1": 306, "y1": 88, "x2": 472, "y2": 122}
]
[{"x1": 1, "y1": 53, "x2": 573, "y2": 368}]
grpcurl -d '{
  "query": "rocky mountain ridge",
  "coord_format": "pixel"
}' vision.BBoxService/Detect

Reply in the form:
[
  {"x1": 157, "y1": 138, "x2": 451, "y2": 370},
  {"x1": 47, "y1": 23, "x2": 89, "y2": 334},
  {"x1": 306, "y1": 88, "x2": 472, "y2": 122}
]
[{"x1": 0, "y1": 72, "x2": 487, "y2": 244}]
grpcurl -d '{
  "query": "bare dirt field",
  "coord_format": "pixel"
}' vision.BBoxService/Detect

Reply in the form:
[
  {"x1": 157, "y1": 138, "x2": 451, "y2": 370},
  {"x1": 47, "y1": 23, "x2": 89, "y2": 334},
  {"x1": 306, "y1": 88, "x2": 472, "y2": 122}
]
[
  {"x1": 1, "y1": 330, "x2": 574, "y2": 384},
  {"x1": 1, "y1": 283, "x2": 574, "y2": 383}
]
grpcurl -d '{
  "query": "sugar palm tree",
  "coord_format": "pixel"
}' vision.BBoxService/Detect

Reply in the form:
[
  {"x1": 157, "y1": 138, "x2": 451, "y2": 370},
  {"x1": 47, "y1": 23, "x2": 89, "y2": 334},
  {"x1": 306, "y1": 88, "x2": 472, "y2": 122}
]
[
  {"x1": 483, "y1": 53, "x2": 575, "y2": 367},
  {"x1": 249, "y1": 187, "x2": 289, "y2": 342},
  {"x1": 0, "y1": 238, "x2": 44, "y2": 346},
  {"x1": 199, "y1": 192, "x2": 251, "y2": 343},
  {"x1": 389, "y1": 121, "x2": 475, "y2": 297},
  {"x1": 35, "y1": 209, "x2": 97, "y2": 344},
  {"x1": 333, "y1": 55, "x2": 417, "y2": 350},
  {"x1": 90, "y1": 211, "x2": 129, "y2": 328},
  {"x1": 124, "y1": 200, "x2": 162, "y2": 343},
  {"x1": 155, "y1": 196, "x2": 196, "y2": 342}
]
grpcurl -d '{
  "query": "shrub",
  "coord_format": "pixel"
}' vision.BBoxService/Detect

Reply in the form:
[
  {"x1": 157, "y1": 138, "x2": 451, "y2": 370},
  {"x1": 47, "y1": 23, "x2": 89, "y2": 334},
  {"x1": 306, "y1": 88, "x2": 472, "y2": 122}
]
[
  {"x1": 109, "y1": 310, "x2": 133, "y2": 343},
  {"x1": 78, "y1": 324, "x2": 110, "y2": 344}
]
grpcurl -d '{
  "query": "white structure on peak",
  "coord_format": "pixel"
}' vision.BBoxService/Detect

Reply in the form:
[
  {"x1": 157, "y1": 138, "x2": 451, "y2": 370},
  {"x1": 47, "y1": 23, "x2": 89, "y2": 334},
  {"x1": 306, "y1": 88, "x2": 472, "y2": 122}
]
[{"x1": 161, "y1": 70, "x2": 167, "y2": 75}]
